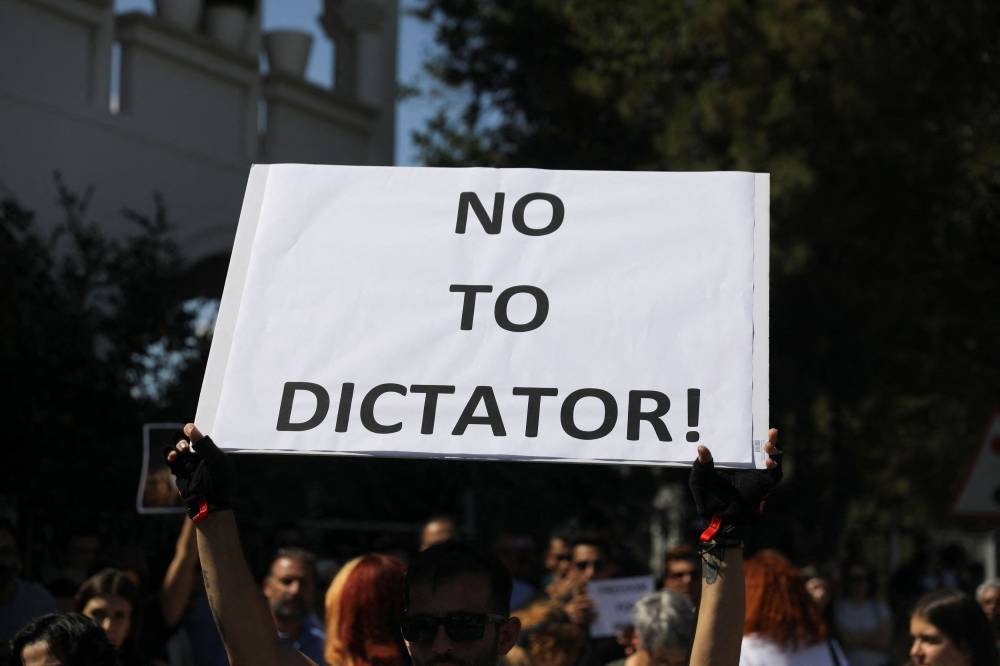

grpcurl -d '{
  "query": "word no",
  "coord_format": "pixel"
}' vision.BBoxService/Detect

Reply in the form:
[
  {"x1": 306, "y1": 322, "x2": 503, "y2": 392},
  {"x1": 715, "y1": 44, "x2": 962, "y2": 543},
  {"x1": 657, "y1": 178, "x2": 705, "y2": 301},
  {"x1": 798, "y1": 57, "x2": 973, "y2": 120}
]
[{"x1": 451, "y1": 192, "x2": 561, "y2": 332}]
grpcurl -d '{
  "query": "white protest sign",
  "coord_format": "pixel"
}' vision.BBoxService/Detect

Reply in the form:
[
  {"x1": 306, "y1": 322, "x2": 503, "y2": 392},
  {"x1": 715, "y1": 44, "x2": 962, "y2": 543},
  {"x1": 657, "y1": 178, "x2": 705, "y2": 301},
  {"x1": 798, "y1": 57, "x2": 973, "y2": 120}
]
[
  {"x1": 197, "y1": 165, "x2": 769, "y2": 466},
  {"x1": 588, "y1": 576, "x2": 656, "y2": 638}
]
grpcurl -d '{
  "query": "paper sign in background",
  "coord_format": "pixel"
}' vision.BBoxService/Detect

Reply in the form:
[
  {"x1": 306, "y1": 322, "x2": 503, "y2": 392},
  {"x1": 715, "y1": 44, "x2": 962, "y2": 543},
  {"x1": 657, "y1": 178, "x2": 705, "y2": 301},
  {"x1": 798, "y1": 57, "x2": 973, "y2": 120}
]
[
  {"x1": 136, "y1": 423, "x2": 185, "y2": 515},
  {"x1": 197, "y1": 166, "x2": 769, "y2": 466},
  {"x1": 588, "y1": 576, "x2": 656, "y2": 638}
]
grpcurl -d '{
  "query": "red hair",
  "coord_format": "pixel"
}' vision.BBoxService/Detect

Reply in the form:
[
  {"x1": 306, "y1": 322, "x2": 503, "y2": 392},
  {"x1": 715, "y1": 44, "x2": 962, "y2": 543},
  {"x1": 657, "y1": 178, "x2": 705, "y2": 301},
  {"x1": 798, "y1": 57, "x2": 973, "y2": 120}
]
[
  {"x1": 324, "y1": 554, "x2": 407, "y2": 666},
  {"x1": 743, "y1": 550, "x2": 826, "y2": 649}
]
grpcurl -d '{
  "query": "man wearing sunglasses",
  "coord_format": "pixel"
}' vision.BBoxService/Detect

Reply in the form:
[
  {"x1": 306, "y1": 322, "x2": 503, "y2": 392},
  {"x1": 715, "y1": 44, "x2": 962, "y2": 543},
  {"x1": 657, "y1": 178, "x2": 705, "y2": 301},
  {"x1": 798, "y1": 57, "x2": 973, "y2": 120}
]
[{"x1": 402, "y1": 540, "x2": 521, "y2": 665}]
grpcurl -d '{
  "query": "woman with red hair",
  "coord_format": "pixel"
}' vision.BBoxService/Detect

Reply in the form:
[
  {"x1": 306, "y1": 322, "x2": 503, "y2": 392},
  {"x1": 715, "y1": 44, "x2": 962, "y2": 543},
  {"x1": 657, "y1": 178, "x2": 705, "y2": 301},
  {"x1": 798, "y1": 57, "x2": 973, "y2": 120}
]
[
  {"x1": 324, "y1": 554, "x2": 408, "y2": 666},
  {"x1": 740, "y1": 550, "x2": 847, "y2": 666}
]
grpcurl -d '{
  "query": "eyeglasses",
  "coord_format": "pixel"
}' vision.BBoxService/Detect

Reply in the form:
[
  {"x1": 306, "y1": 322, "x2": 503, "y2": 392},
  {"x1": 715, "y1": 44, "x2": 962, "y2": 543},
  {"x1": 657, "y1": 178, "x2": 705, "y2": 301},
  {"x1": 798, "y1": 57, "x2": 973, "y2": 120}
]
[
  {"x1": 400, "y1": 612, "x2": 508, "y2": 643},
  {"x1": 574, "y1": 559, "x2": 606, "y2": 573}
]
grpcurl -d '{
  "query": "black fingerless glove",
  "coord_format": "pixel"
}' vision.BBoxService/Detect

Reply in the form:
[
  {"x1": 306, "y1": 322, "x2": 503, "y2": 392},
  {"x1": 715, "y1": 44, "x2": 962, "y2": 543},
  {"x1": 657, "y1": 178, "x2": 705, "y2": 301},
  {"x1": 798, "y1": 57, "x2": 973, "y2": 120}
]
[
  {"x1": 164, "y1": 436, "x2": 234, "y2": 523},
  {"x1": 688, "y1": 448, "x2": 782, "y2": 546}
]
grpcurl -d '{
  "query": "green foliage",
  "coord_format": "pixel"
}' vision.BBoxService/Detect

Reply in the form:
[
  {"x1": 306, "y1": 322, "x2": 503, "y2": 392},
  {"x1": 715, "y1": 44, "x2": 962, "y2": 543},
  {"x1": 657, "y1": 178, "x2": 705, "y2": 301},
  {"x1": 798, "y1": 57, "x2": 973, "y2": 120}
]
[
  {"x1": 0, "y1": 174, "x2": 210, "y2": 529},
  {"x1": 414, "y1": 0, "x2": 1000, "y2": 550}
]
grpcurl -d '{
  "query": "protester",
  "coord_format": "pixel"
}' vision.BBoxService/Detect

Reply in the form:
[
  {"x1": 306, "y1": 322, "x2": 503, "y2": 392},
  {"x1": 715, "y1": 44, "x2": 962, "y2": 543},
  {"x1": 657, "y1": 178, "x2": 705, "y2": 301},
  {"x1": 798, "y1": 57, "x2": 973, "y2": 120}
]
[
  {"x1": 402, "y1": 540, "x2": 522, "y2": 665},
  {"x1": 973, "y1": 578, "x2": 999, "y2": 650},
  {"x1": 974, "y1": 579, "x2": 999, "y2": 618},
  {"x1": 494, "y1": 531, "x2": 540, "y2": 611},
  {"x1": 604, "y1": 590, "x2": 695, "y2": 666},
  {"x1": 834, "y1": 562, "x2": 892, "y2": 666},
  {"x1": 419, "y1": 515, "x2": 457, "y2": 552},
  {"x1": 74, "y1": 567, "x2": 151, "y2": 666},
  {"x1": 908, "y1": 588, "x2": 998, "y2": 666},
  {"x1": 572, "y1": 533, "x2": 618, "y2": 585},
  {"x1": 740, "y1": 549, "x2": 847, "y2": 665},
  {"x1": 543, "y1": 525, "x2": 574, "y2": 591},
  {"x1": 570, "y1": 531, "x2": 625, "y2": 666},
  {"x1": 10, "y1": 612, "x2": 118, "y2": 666},
  {"x1": 0, "y1": 521, "x2": 57, "y2": 645},
  {"x1": 660, "y1": 545, "x2": 701, "y2": 607},
  {"x1": 163, "y1": 422, "x2": 781, "y2": 666},
  {"x1": 323, "y1": 553, "x2": 407, "y2": 666},
  {"x1": 509, "y1": 599, "x2": 585, "y2": 666},
  {"x1": 263, "y1": 548, "x2": 325, "y2": 663},
  {"x1": 800, "y1": 564, "x2": 833, "y2": 615},
  {"x1": 800, "y1": 562, "x2": 837, "y2": 652}
]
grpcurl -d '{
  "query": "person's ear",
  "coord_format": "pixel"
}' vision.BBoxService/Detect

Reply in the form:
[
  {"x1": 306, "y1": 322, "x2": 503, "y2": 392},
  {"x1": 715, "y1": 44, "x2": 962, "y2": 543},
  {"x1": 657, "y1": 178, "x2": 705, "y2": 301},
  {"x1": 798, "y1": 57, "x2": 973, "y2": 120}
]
[{"x1": 497, "y1": 616, "x2": 521, "y2": 655}]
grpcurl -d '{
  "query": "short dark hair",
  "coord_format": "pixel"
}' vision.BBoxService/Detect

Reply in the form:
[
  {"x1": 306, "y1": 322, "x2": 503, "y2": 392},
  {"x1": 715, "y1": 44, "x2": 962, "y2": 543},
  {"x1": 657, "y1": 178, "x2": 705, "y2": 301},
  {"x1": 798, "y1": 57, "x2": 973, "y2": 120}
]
[
  {"x1": 11, "y1": 613, "x2": 119, "y2": 666},
  {"x1": 663, "y1": 545, "x2": 698, "y2": 566},
  {"x1": 270, "y1": 547, "x2": 318, "y2": 581},
  {"x1": 405, "y1": 541, "x2": 512, "y2": 615},
  {"x1": 571, "y1": 531, "x2": 612, "y2": 559},
  {"x1": 911, "y1": 589, "x2": 998, "y2": 666}
]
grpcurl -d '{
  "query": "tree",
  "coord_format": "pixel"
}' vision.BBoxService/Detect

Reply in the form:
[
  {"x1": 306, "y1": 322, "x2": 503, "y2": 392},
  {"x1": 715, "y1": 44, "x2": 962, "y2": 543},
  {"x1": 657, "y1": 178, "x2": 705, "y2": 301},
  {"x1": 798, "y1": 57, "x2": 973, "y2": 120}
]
[
  {"x1": 414, "y1": 0, "x2": 1000, "y2": 554},
  {"x1": 0, "y1": 174, "x2": 210, "y2": 540}
]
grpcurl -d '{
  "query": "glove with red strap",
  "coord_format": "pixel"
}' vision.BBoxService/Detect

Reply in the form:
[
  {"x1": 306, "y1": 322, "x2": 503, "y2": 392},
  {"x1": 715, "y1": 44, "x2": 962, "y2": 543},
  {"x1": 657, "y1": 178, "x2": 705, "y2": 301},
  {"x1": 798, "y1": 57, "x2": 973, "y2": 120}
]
[
  {"x1": 688, "y1": 430, "x2": 782, "y2": 549},
  {"x1": 164, "y1": 429, "x2": 233, "y2": 523}
]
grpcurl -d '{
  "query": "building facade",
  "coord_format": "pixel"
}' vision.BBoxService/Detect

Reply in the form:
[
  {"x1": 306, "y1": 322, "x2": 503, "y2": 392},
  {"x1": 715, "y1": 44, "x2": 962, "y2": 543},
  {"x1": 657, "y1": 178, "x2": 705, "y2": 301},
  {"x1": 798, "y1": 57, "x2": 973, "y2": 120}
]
[{"x1": 0, "y1": 0, "x2": 398, "y2": 266}]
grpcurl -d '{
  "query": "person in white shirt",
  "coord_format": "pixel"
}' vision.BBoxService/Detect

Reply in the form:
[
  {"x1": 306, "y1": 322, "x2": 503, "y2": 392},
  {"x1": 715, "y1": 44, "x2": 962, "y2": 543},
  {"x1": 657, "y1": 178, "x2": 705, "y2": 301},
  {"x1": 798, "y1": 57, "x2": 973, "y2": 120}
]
[{"x1": 740, "y1": 550, "x2": 848, "y2": 666}]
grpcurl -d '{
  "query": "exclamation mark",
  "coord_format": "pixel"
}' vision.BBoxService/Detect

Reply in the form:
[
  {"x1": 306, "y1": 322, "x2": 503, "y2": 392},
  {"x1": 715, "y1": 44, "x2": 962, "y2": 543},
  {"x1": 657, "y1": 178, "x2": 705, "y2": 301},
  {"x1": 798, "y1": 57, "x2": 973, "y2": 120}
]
[{"x1": 686, "y1": 389, "x2": 700, "y2": 442}]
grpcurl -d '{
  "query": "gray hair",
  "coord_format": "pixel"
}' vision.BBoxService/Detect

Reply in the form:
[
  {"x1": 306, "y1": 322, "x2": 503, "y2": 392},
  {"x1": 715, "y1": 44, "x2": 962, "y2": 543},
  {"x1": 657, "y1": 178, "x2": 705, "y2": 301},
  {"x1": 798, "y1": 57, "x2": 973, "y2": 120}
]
[
  {"x1": 632, "y1": 590, "x2": 696, "y2": 652},
  {"x1": 976, "y1": 578, "x2": 1000, "y2": 601}
]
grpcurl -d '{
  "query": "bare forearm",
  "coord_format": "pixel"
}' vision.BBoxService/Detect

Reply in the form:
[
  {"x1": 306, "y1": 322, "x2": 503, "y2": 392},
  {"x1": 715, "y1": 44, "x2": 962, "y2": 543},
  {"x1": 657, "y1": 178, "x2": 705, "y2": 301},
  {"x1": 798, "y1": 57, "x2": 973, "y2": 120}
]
[
  {"x1": 689, "y1": 547, "x2": 744, "y2": 666},
  {"x1": 160, "y1": 518, "x2": 198, "y2": 626},
  {"x1": 195, "y1": 511, "x2": 308, "y2": 666}
]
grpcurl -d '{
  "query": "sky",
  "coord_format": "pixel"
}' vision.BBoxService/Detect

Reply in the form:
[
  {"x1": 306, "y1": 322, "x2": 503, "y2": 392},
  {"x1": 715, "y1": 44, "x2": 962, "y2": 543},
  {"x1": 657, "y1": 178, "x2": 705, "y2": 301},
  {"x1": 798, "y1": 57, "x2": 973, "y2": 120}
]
[{"x1": 113, "y1": 0, "x2": 440, "y2": 165}]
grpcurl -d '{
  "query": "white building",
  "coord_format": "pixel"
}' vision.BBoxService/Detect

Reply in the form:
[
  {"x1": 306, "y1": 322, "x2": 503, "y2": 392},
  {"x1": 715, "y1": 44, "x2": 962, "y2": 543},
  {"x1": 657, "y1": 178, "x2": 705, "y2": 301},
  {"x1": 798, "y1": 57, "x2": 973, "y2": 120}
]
[{"x1": 0, "y1": 0, "x2": 398, "y2": 271}]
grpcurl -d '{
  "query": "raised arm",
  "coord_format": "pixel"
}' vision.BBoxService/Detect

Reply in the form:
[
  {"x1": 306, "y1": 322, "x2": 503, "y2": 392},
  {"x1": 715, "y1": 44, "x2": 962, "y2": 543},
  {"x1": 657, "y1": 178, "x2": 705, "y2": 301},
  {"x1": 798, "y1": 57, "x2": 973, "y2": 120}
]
[
  {"x1": 689, "y1": 546, "x2": 744, "y2": 666},
  {"x1": 159, "y1": 517, "x2": 198, "y2": 626},
  {"x1": 688, "y1": 429, "x2": 782, "y2": 666},
  {"x1": 167, "y1": 424, "x2": 315, "y2": 666}
]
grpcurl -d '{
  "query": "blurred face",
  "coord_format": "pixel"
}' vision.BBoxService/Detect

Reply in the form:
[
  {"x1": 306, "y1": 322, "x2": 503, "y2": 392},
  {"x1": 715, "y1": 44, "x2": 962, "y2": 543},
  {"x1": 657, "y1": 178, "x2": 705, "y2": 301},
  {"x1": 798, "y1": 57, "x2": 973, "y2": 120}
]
[
  {"x1": 20, "y1": 641, "x2": 61, "y2": 666},
  {"x1": 421, "y1": 520, "x2": 456, "y2": 551},
  {"x1": 263, "y1": 557, "x2": 315, "y2": 624},
  {"x1": 82, "y1": 594, "x2": 132, "y2": 649},
  {"x1": 545, "y1": 538, "x2": 572, "y2": 579},
  {"x1": 909, "y1": 615, "x2": 970, "y2": 666},
  {"x1": 405, "y1": 573, "x2": 520, "y2": 666},
  {"x1": 979, "y1": 585, "x2": 999, "y2": 619},
  {"x1": 805, "y1": 576, "x2": 831, "y2": 610},
  {"x1": 663, "y1": 559, "x2": 699, "y2": 601},
  {"x1": 572, "y1": 544, "x2": 611, "y2": 582}
]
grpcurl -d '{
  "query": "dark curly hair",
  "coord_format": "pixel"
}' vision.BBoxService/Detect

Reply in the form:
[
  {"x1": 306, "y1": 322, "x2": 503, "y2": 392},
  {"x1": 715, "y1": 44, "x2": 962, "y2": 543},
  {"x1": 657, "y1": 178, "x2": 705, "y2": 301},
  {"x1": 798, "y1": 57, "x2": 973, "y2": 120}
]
[{"x1": 10, "y1": 612, "x2": 119, "y2": 666}]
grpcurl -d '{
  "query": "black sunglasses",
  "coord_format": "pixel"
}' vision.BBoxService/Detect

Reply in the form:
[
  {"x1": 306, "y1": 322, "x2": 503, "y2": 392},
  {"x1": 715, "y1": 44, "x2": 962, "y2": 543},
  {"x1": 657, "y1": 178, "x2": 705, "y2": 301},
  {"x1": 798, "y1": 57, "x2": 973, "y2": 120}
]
[
  {"x1": 400, "y1": 612, "x2": 508, "y2": 643},
  {"x1": 574, "y1": 559, "x2": 606, "y2": 572}
]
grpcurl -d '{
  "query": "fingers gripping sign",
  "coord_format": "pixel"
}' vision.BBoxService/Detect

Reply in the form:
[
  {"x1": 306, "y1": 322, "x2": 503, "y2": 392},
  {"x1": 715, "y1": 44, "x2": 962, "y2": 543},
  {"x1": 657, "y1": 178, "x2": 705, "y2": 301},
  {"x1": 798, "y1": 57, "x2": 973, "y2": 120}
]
[
  {"x1": 689, "y1": 428, "x2": 782, "y2": 547},
  {"x1": 164, "y1": 423, "x2": 234, "y2": 523}
]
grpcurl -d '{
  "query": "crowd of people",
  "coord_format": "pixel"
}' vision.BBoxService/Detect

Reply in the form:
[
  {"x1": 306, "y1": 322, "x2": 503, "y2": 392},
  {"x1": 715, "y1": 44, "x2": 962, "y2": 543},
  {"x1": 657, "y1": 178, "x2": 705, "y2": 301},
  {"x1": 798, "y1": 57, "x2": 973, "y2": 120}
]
[{"x1": 2, "y1": 426, "x2": 998, "y2": 666}]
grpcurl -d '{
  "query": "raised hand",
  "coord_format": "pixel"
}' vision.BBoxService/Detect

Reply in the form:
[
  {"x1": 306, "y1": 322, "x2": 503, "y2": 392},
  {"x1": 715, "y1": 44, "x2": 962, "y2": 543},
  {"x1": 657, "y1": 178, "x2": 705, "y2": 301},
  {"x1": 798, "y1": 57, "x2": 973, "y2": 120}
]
[{"x1": 164, "y1": 423, "x2": 234, "y2": 523}]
